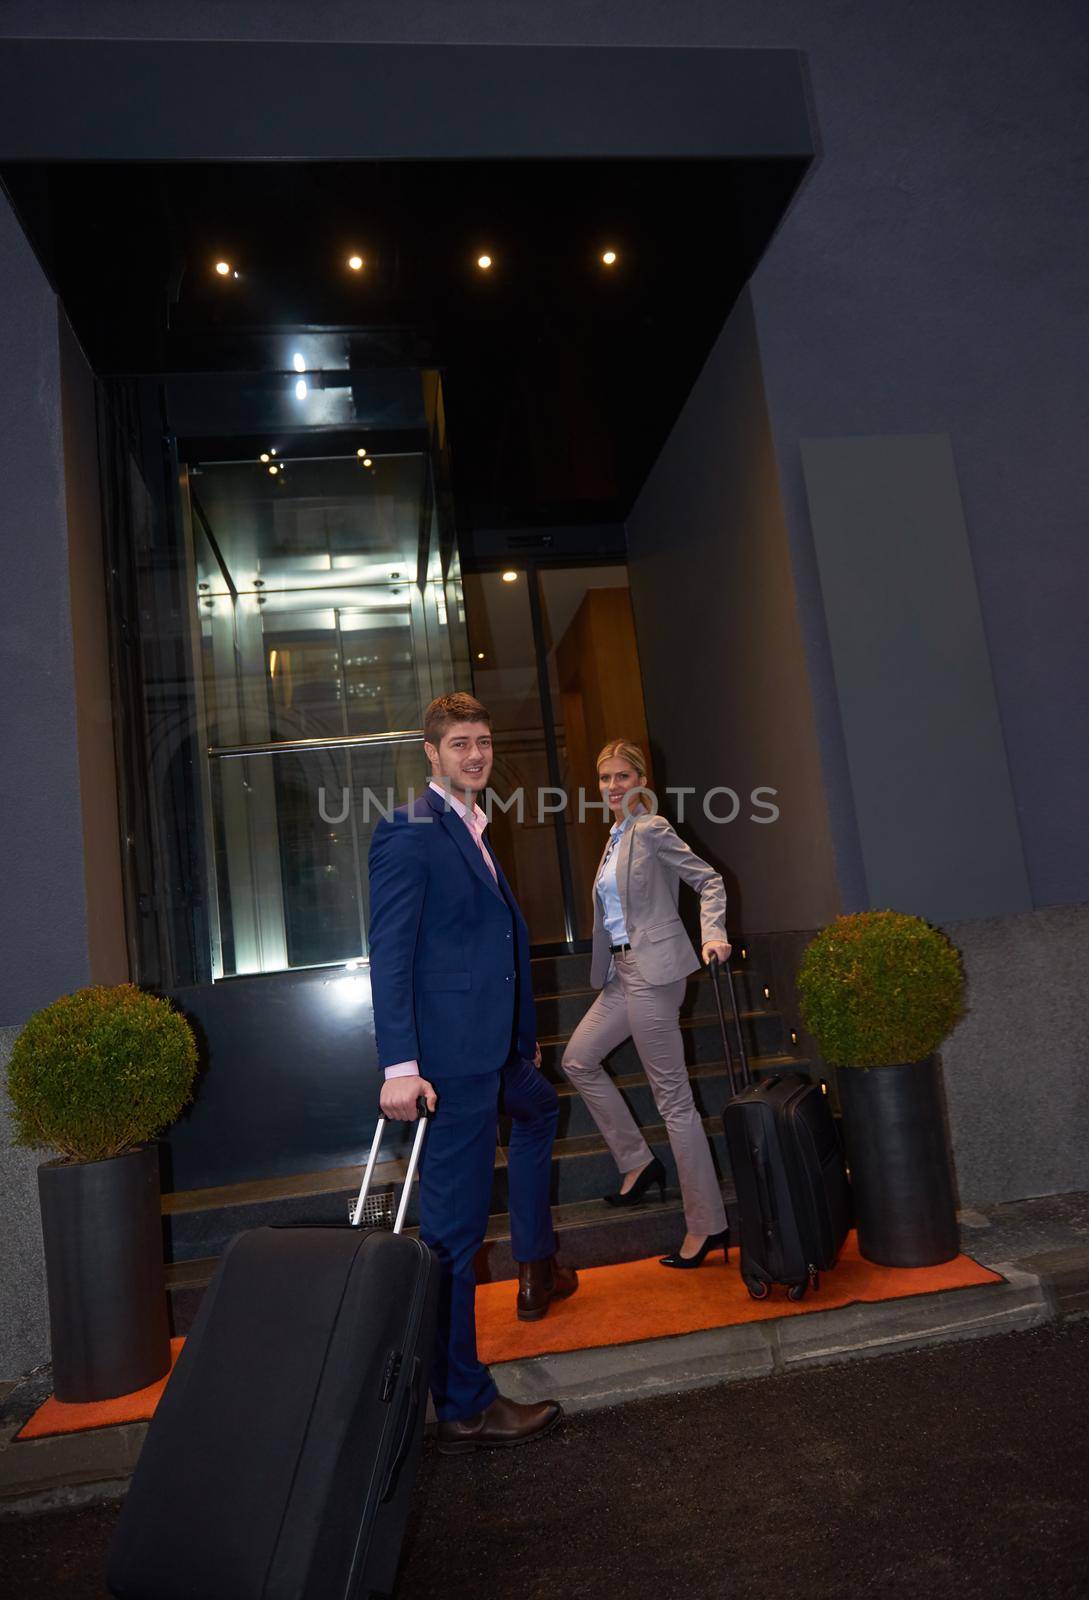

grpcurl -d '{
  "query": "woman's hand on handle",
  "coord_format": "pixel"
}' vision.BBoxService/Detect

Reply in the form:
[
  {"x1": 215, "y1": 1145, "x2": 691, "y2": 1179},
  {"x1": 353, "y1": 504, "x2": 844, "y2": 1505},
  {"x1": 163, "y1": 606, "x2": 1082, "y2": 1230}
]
[
  {"x1": 380, "y1": 1074, "x2": 438, "y2": 1121},
  {"x1": 702, "y1": 940, "x2": 732, "y2": 967}
]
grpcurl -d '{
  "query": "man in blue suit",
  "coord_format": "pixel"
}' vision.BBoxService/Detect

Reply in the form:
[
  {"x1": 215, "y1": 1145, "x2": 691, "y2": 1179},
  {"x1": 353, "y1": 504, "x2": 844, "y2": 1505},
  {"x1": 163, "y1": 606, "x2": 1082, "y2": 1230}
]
[{"x1": 368, "y1": 692, "x2": 577, "y2": 1452}]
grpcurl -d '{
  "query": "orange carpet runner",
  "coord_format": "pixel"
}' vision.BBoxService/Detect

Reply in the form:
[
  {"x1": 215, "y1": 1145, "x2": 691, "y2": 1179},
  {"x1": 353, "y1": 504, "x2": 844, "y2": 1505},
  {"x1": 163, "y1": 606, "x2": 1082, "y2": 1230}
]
[{"x1": 17, "y1": 1234, "x2": 1001, "y2": 1440}]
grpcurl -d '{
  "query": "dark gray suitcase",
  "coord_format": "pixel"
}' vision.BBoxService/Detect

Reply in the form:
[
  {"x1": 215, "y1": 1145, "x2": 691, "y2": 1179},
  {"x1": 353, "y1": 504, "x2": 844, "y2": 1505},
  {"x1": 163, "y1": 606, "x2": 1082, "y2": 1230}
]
[
  {"x1": 107, "y1": 1107, "x2": 438, "y2": 1600},
  {"x1": 709, "y1": 957, "x2": 852, "y2": 1302}
]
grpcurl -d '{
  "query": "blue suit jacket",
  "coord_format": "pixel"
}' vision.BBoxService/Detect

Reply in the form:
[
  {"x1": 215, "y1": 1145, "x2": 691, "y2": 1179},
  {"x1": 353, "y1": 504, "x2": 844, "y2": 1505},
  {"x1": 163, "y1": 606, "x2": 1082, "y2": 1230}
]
[{"x1": 367, "y1": 784, "x2": 536, "y2": 1078}]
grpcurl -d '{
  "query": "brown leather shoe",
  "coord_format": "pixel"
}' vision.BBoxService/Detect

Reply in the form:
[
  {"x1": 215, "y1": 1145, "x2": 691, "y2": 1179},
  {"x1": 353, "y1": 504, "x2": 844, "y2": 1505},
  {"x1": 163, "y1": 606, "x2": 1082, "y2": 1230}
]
[
  {"x1": 516, "y1": 1256, "x2": 579, "y2": 1322},
  {"x1": 436, "y1": 1393, "x2": 563, "y2": 1455}
]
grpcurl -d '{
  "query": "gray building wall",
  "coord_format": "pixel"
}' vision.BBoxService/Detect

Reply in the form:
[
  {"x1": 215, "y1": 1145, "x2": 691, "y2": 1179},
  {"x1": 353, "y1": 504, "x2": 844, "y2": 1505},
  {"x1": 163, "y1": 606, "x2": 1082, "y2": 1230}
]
[
  {"x1": 626, "y1": 290, "x2": 841, "y2": 934},
  {"x1": 0, "y1": 192, "x2": 83, "y2": 1379},
  {"x1": 940, "y1": 903, "x2": 1089, "y2": 1207},
  {"x1": 0, "y1": 1028, "x2": 50, "y2": 1381},
  {"x1": 0, "y1": 189, "x2": 92, "y2": 1024},
  {"x1": 2, "y1": 2, "x2": 1087, "y2": 1374},
  {"x1": 5, "y1": 0, "x2": 1087, "y2": 923},
  {"x1": 800, "y1": 433, "x2": 1032, "y2": 925},
  {"x1": 58, "y1": 312, "x2": 130, "y2": 988}
]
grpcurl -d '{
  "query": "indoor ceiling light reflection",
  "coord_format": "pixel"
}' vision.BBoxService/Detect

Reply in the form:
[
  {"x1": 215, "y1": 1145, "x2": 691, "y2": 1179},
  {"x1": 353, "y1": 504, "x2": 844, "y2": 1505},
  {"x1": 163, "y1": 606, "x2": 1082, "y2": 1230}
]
[
  {"x1": 501, "y1": 570, "x2": 518, "y2": 583},
  {"x1": 347, "y1": 255, "x2": 364, "y2": 271},
  {"x1": 601, "y1": 249, "x2": 618, "y2": 266},
  {"x1": 295, "y1": 379, "x2": 309, "y2": 399},
  {"x1": 292, "y1": 353, "x2": 306, "y2": 373},
  {"x1": 215, "y1": 260, "x2": 231, "y2": 276},
  {"x1": 476, "y1": 253, "x2": 493, "y2": 270},
  {"x1": 260, "y1": 453, "x2": 270, "y2": 463}
]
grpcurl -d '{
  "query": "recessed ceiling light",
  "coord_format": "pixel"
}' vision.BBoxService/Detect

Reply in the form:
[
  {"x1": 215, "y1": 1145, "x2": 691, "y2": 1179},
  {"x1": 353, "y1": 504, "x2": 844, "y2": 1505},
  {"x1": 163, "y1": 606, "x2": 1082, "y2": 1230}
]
[
  {"x1": 347, "y1": 254, "x2": 365, "y2": 271},
  {"x1": 268, "y1": 465, "x2": 279, "y2": 475},
  {"x1": 295, "y1": 379, "x2": 308, "y2": 400},
  {"x1": 601, "y1": 249, "x2": 618, "y2": 266},
  {"x1": 476, "y1": 651, "x2": 486, "y2": 661},
  {"x1": 215, "y1": 260, "x2": 231, "y2": 276},
  {"x1": 477, "y1": 253, "x2": 493, "y2": 270},
  {"x1": 363, "y1": 457, "x2": 373, "y2": 467},
  {"x1": 356, "y1": 447, "x2": 367, "y2": 458},
  {"x1": 270, "y1": 448, "x2": 277, "y2": 456},
  {"x1": 501, "y1": 570, "x2": 518, "y2": 583},
  {"x1": 260, "y1": 453, "x2": 270, "y2": 463},
  {"x1": 292, "y1": 353, "x2": 306, "y2": 373}
]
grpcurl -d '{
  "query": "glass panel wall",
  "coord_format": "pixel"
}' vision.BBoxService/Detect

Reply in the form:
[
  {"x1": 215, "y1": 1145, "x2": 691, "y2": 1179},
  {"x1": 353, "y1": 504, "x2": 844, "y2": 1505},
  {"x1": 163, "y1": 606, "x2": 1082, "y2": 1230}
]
[
  {"x1": 193, "y1": 441, "x2": 464, "y2": 977},
  {"x1": 101, "y1": 359, "x2": 470, "y2": 984},
  {"x1": 101, "y1": 354, "x2": 650, "y2": 976}
]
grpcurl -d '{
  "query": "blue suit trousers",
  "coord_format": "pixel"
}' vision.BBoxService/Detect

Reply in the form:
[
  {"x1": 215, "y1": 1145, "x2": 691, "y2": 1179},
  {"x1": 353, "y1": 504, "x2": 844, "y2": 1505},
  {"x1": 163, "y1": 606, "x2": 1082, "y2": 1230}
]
[{"x1": 419, "y1": 1055, "x2": 559, "y2": 1422}]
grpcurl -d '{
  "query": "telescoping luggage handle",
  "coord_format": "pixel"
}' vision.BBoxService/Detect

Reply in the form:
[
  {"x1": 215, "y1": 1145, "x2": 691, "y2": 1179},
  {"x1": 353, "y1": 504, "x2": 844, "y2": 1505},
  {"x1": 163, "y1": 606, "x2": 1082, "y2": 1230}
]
[
  {"x1": 708, "y1": 954, "x2": 752, "y2": 1098},
  {"x1": 352, "y1": 1096, "x2": 434, "y2": 1233}
]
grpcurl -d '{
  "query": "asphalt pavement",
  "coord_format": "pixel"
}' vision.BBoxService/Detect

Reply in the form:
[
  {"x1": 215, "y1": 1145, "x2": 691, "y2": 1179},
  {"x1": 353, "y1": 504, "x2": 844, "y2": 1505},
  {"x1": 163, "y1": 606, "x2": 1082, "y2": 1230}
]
[{"x1": 2, "y1": 1318, "x2": 1087, "y2": 1599}]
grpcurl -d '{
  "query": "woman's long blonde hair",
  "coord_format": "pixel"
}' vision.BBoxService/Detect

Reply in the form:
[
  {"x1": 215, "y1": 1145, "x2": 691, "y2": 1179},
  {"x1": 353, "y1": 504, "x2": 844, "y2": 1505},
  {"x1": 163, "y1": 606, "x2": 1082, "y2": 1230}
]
[{"x1": 595, "y1": 739, "x2": 648, "y2": 780}]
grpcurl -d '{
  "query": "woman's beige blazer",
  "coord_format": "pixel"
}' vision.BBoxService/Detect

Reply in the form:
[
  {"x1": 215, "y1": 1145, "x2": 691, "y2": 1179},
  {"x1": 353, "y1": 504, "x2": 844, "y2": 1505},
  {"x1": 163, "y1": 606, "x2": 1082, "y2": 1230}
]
[{"x1": 588, "y1": 813, "x2": 728, "y2": 989}]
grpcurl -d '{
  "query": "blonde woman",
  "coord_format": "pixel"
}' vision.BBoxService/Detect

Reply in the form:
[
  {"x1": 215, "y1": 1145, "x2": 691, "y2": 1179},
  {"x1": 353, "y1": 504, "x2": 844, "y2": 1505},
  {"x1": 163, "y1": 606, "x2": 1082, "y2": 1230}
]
[{"x1": 562, "y1": 741, "x2": 732, "y2": 1268}]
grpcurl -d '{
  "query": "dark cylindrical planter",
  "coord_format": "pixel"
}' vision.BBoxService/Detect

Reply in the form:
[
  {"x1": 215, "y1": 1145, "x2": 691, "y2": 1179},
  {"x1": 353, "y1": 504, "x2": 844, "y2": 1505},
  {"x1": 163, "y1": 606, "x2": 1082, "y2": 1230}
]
[
  {"x1": 38, "y1": 1144, "x2": 170, "y2": 1402},
  {"x1": 838, "y1": 1057, "x2": 960, "y2": 1268}
]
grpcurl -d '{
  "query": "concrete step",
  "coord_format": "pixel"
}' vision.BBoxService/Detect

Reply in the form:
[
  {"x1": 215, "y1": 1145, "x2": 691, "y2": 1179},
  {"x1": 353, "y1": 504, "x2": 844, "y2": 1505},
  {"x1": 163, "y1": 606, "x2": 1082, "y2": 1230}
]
[
  {"x1": 165, "y1": 1184, "x2": 744, "y2": 1333},
  {"x1": 538, "y1": 1009, "x2": 796, "y2": 1074},
  {"x1": 533, "y1": 967, "x2": 767, "y2": 1036},
  {"x1": 530, "y1": 951, "x2": 593, "y2": 991},
  {"x1": 547, "y1": 1060, "x2": 734, "y2": 1140},
  {"x1": 162, "y1": 1097, "x2": 779, "y2": 1264},
  {"x1": 535, "y1": 1054, "x2": 810, "y2": 1141},
  {"x1": 530, "y1": 949, "x2": 769, "y2": 999}
]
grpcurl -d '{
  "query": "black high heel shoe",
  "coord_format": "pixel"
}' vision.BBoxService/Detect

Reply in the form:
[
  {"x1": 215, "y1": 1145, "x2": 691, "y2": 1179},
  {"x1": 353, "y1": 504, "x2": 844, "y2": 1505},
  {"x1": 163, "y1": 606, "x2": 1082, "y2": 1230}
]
[
  {"x1": 659, "y1": 1226, "x2": 730, "y2": 1268},
  {"x1": 603, "y1": 1154, "x2": 667, "y2": 1207}
]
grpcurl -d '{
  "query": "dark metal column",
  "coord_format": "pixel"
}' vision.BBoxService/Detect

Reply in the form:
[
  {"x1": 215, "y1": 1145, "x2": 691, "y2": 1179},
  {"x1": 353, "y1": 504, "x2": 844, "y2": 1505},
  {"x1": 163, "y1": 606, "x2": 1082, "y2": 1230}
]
[{"x1": 526, "y1": 565, "x2": 577, "y2": 947}]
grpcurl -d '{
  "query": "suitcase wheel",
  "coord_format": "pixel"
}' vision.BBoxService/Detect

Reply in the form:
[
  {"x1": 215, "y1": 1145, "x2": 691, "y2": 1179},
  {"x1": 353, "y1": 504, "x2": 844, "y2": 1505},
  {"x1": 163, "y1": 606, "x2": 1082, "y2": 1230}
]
[
  {"x1": 746, "y1": 1279, "x2": 770, "y2": 1301},
  {"x1": 787, "y1": 1282, "x2": 807, "y2": 1303}
]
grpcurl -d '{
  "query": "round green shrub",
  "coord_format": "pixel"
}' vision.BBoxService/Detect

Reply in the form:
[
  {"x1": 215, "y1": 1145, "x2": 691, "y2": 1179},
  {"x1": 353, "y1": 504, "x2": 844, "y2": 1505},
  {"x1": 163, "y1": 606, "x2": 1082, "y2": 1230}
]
[
  {"x1": 6, "y1": 984, "x2": 198, "y2": 1163},
  {"x1": 797, "y1": 911, "x2": 965, "y2": 1069}
]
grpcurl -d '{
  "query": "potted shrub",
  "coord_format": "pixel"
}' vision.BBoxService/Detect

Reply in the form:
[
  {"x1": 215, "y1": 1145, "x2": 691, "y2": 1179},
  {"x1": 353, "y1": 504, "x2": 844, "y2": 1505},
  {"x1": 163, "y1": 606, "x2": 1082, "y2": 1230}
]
[
  {"x1": 797, "y1": 911, "x2": 965, "y2": 1267},
  {"x1": 6, "y1": 984, "x2": 198, "y2": 1402}
]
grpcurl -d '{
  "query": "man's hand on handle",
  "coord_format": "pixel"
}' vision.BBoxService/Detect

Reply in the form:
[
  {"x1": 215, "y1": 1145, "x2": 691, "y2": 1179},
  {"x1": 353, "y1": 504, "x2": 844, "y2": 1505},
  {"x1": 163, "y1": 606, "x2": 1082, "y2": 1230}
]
[
  {"x1": 702, "y1": 940, "x2": 732, "y2": 967},
  {"x1": 380, "y1": 1074, "x2": 438, "y2": 1121}
]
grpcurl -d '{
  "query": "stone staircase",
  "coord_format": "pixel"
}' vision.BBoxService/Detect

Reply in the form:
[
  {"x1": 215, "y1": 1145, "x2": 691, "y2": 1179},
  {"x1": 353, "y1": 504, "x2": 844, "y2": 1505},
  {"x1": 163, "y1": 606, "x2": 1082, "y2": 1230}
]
[{"x1": 164, "y1": 948, "x2": 811, "y2": 1333}]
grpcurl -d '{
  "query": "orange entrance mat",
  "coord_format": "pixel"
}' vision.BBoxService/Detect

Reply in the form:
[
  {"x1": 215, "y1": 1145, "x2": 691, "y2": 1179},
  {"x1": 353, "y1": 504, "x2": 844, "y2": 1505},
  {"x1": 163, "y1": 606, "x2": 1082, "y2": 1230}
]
[
  {"x1": 17, "y1": 1236, "x2": 1001, "y2": 1439},
  {"x1": 474, "y1": 1231, "x2": 1003, "y2": 1366},
  {"x1": 17, "y1": 1338, "x2": 185, "y2": 1441}
]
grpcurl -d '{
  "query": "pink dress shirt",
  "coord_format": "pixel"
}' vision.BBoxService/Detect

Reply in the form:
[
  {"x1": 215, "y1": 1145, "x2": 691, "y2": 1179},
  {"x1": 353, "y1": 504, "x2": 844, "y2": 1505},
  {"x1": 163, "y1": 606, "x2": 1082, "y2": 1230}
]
[{"x1": 383, "y1": 781, "x2": 497, "y2": 1080}]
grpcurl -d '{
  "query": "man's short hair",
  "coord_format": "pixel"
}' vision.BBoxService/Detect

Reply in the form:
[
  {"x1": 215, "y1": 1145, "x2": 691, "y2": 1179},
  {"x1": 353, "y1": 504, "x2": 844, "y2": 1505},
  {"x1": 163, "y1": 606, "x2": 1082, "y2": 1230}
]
[{"x1": 424, "y1": 691, "x2": 492, "y2": 748}]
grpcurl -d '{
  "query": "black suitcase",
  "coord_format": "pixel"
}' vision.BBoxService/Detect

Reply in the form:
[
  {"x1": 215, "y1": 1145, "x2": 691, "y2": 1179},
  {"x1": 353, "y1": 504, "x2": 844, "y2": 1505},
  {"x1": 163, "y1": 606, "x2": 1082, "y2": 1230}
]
[
  {"x1": 709, "y1": 956, "x2": 852, "y2": 1303},
  {"x1": 107, "y1": 1105, "x2": 439, "y2": 1600}
]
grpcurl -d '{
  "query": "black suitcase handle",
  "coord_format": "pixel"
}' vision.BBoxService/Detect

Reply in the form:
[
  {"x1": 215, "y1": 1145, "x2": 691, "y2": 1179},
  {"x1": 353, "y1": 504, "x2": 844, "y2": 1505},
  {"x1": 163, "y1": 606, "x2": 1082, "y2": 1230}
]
[
  {"x1": 352, "y1": 1098, "x2": 435, "y2": 1232},
  {"x1": 708, "y1": 953, "x2": 751, "y2": 1096}
]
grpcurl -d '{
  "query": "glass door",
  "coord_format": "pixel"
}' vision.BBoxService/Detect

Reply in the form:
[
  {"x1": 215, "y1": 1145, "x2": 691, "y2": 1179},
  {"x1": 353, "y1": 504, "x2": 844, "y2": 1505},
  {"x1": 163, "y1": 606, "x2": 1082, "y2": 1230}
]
[{"x1": 462, "y1": 562, "x2": 651, "y2": 947}]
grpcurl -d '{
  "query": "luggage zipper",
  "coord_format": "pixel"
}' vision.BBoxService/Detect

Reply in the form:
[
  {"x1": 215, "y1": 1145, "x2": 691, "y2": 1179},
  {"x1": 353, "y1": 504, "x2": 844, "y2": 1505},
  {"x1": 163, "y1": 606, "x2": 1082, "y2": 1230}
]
[{"x1": 380, "y1": 1348, "x2": 403, "y2": 1403}]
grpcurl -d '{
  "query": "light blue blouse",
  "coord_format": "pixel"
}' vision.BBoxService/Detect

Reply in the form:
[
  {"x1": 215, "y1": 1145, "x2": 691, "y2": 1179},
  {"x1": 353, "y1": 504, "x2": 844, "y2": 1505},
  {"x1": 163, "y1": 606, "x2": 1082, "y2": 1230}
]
[{"x1": 596, "y1": 812, "x2": 636, "y2": 944}]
